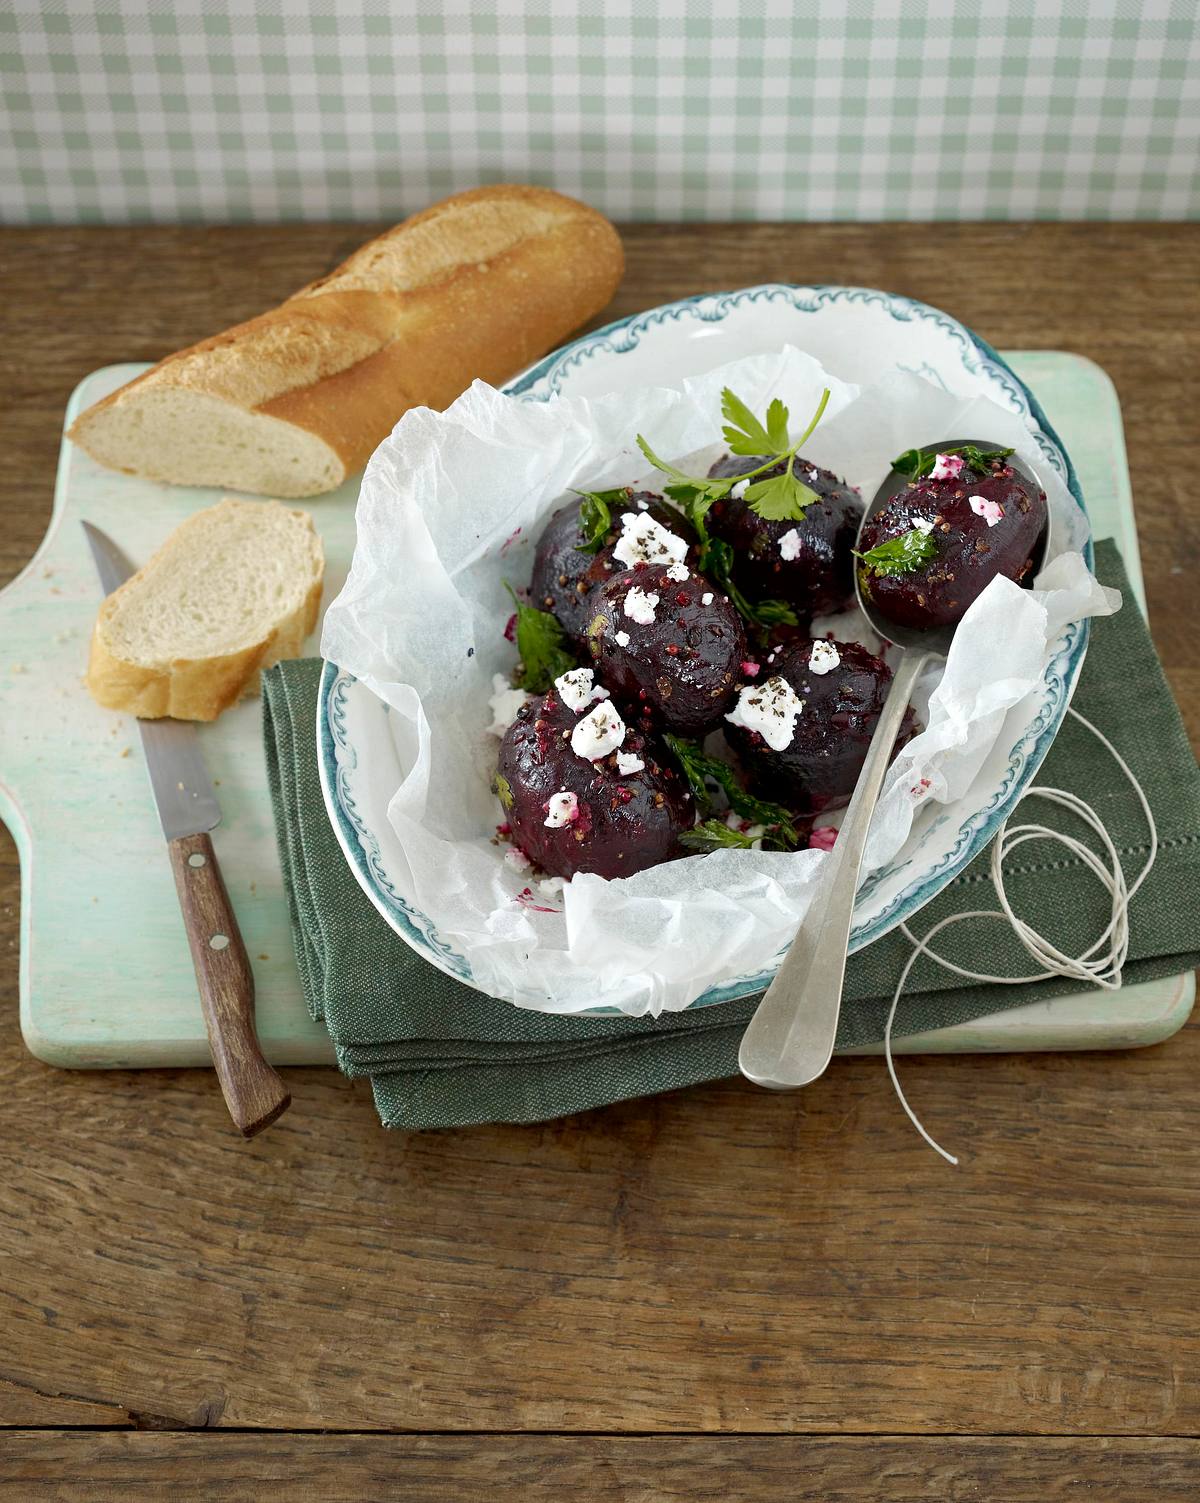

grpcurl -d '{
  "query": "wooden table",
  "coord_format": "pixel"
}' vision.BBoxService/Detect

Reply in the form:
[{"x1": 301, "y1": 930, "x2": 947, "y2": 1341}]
[{"x1": 1, "y1": 224, "x2": 1197, "y2": 1499}]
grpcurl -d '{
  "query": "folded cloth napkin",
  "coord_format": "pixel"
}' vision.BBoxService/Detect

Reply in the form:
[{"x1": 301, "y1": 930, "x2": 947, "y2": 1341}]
[{"x1": 264, "y1": 543, "x2": 1200, "y2": 1129}]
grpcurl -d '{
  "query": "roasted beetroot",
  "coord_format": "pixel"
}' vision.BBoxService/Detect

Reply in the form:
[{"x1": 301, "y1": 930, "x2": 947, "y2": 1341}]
[
  {"x1": 586, "y1": 563, "x2": 748, "y2": 738},
  {"x1": 495, "y1": 682, "x2": 694, "y2": 880},
  {"x1": 856, "y1": 458, "x2": 1047, "y2": 631},
  {"x1": 530, "y1": 492, "x2": 697, "y2": 646},
  {"x1": 705, "y1": 454, "x2": 862, "y2": 620},
  {"x1": 723, "y1": 637, "x2": 914, "y2": 816}
]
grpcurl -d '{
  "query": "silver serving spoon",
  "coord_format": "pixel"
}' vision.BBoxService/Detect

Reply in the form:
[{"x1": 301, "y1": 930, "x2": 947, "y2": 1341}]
[{"x1": 737, "y1": 441, "x2": 1049, "y2": 1091}]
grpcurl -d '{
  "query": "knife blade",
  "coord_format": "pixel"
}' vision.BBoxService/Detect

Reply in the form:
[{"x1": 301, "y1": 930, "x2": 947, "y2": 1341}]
[
  {"x1": 82, "y1": 521, "x2": 222, "y2": 841},
  {"x1": 82, "y1": 520, "x2": 290, "y2": 1137}
]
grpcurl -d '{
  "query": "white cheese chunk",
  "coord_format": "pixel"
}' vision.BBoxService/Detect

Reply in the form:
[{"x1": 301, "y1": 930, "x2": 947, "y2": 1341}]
[
  {"x1": 616, "y1": 751, "x2": 644, "y2": 776},
  {"x1": 623, "y1": 587, "x2": 660, "y2": 625},
  {"x1": 725, "y1": 675, "x2": 804, "y2": 752},
  {"x1": 778, "y1": 528, "x2": 803, "y2": 561},
  {"x1": 488, "y1": 673, "x2": 532, "y2": 736},
  {"x1": 808, "y1": 640, "x2": 841, "y2": 675},
  {"x1": 612, "y1": 510, "x2": 689, "y2": 569},
  {"x1": 544, "y1": 790, "x2": 580, "y2": 827},
  {"x1": 570, "y1": 702, "x2": 627, "y2": 761},
  {"x1": 554, "y1": 666, "x2": 609, "y2": 713}
]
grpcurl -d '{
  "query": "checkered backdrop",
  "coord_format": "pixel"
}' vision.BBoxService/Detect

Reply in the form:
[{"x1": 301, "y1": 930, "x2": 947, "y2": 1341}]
[{"x1": 2, "y1": 0, "x2": 1197, "y2": 224}]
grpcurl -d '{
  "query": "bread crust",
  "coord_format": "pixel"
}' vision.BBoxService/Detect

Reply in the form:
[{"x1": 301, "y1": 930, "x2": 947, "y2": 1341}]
[{"x1": 67, "y1": 185, "x2": 625, "y2": 495}]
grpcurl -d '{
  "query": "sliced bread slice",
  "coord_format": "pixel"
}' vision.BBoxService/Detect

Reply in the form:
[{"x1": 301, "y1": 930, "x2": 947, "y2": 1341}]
[{"x1": 87, "y1": 498, "x2": 325, "y2": 721}]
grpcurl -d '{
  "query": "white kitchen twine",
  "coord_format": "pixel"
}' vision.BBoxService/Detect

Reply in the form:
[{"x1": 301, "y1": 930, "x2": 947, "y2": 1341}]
[{"x1": 884, "y1": 705, "x2": 1158, "y2": 1165}]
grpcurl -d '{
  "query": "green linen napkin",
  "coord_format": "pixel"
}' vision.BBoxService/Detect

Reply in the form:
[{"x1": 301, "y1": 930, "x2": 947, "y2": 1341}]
[{"x1": 263, "y1": 542, "x2": 1200, "y2": 1129}]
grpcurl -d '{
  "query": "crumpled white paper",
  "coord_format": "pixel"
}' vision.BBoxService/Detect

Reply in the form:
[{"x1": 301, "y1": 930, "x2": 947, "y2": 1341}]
[{"x1": 322, "y1": 348, "x2": 1119, "y2": 1016}]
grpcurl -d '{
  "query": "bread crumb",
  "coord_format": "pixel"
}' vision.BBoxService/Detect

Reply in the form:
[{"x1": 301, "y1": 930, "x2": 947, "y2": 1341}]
[
  {"x1": 119, "y1": 746, "x2": 130, "y2": 758},
  {"x1": 257, "y1": 953, "x2": 270, "y2": 961}
]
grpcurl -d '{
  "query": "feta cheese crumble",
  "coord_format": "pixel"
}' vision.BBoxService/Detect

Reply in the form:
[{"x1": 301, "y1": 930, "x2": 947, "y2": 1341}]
[
  {"x1": 612, "y1": 511, "x2": 689, "y2": 570},
  {"x1": 554, "y1": 666, "x2": 609, "y2": 714},
  {"x1": 808, "y1": 640, "x2": 841, "y2": 675},
  {"x1": 778, "y1": 527, "x2": 803, "y2": 561},
  {"x1": 912, "y1": 516, "x2": 935, "y2": 535},
  {"x1": 614, "y1": 629, "x2": 631, "y2": 648},
  {"x1": 725, "y1": 675, "x2": 804, "y2": 752},
  {"x1": 538, "y1": 876, "x2": 566, "y2": 897},
  {"x1": 544, "y1": 790, "x2": 580, "y2": 828},
  {"x1": 571, "y1": 702, "x2": 627, "y2": 761},
  {"x1": 969, "y1": 494, "x2": 1005, "y2": 527},
  {"x1": 488, "y1": 673, "x2": 532, "y2": 736},
  {"x1": 700, "y1": 592, "x2": 714, "y2": 605},
  {"x1": 504, "y1": 847, "x2": 532, "y2": 873},
  {"x1": 623, "y1": 586, "x2": 660, "y2": 625},
  {"x1": 616, "y1": 751, "x2": 644, "y2": 776},
  {"x1": 665, "y1": 560, "x2": 690, "y2": 582},
  {"x1": 930, "y1": 452, "x2": 965, "y2": 481},
  {"x1": 730, "y1": 478, "x2": 749, "y2": 500}
]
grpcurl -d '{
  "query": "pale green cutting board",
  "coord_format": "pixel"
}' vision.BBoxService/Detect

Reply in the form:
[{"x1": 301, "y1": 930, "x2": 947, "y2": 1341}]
[{"x1": 0, "y1": 354, "x2": 1191, "y2": 1068}]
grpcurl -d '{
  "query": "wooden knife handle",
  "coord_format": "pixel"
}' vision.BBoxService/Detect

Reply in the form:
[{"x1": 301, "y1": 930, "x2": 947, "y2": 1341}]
[{"x1": 167, "y1": 831, "x2": 291, "y2": 1137}]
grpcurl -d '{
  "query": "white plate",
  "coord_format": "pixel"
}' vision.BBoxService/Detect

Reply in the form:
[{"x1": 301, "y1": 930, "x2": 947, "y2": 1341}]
[{"x1": 318, "y1": 284, "x2": 1090, "y2": 1011}]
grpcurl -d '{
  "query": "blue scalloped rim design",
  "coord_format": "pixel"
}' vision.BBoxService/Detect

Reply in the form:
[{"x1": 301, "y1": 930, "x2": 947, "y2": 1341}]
[{"x1": 318, "y1": 283, "x2": 1091, "y2": 1012}]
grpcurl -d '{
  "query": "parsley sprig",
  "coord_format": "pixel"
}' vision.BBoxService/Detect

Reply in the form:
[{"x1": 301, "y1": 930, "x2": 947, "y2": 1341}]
[
  {"x1": 666, "y1": 735, "x2": 799, "y2": 847},
  {"x1": 503, "y1": 581, "x2": 579, "y2": 693},
  {"x1": 892, "y1": 443, "x2": 1015, "y2": 480},
  {"x1": 571, "y1": 486, "x2": 631, "y2": 554},
  {"x1": 854, "y1": 528, "x2": 939, "y2": 580},
  {"x1": 636, "y1": 385, "x2": 831, "y2": 532},
  {"x1": 680, "y1": 818, "x2": 798, "y2": 854}
]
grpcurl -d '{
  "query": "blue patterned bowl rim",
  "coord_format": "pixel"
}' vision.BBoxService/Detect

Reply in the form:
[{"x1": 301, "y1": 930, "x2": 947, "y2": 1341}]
[{"x1": 317, "y1": 283, "x2": 1091, "y2": 1012}]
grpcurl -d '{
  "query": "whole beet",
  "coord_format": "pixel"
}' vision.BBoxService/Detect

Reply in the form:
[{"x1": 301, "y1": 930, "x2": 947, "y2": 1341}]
[
  {"x1": 495, "y1": 688, "x2": 693, "y2": 881},
  {"x1": 705, "y1": 453, "x2": 862, "y2": 620},
  {"x1": 587, "y1": 563, "x2": 748, "y2": 738},
  {"x1": 530, "y1": 492, "x2": 697, "y2": 645},
  {"x1": 856, "y1": 459, "x2": 1047, "y2": 631},
  {"x1": 724, "y1": 637, "x2": 914, "y2": 816}
]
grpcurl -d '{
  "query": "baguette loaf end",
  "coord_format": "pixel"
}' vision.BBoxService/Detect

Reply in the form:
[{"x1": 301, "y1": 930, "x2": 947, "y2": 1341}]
[{"x1": 68, "y1": 185, "x2": 625, "y2": 498}]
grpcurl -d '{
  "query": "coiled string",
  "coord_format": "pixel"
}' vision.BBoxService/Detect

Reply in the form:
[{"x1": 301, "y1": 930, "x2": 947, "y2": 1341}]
[{"x1": 884, "y1": 706, "x2": 1158, "y2": 1164}]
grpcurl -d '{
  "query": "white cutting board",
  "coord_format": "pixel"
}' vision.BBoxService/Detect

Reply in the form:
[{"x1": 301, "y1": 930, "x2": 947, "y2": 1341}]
[{"x1": 0, "y1": 353, "x2": 1191, "y2": 1067}]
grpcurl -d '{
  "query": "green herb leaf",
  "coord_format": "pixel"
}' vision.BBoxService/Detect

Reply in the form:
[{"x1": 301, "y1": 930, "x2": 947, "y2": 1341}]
[
  {"x1": 744, "y1": 464, "x2": 820, "y2": 523},
  {"x1": 680, "y1": 820, "x2": 763, "y2": 852},
  {"x1": 892, "y1": 443, "x2": 1016, "y2": 480},
  {"x1": 720, "y1": 387, "x2": 779, "y2": 457},
  {"x1": 492, "y1": 772, "x2": 514, "y2": 812},
  {"x1": 854, "y1": 528, "x2": 939, "y2": 579},
  {"x1": 503, "y1": 581, "x2": 579, "y2": 693},
  {"x1": 679, "y1": 816, "x2": 797, "y2": 854},
  {"x1": 571, "y1": 486, "x2": 628, "y2": 554},
  {"x1": 765, "y1": 397, "x2": 790, "y2": 453},
  {"x1": 665, "y1": 735, "x2": 799, "y2": 845}
]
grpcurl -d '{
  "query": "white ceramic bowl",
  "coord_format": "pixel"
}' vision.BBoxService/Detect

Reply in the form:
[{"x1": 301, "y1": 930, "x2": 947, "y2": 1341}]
[{"x1": 318, "y1": 284, "x2": 1090, "y2": 1011}]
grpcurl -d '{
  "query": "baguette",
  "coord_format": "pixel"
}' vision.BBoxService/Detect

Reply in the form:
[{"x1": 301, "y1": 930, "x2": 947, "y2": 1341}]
[
  {"x1": 67, "y1": 185, "x2": 625, "y2": 499},
  {"x1": 86, "y1": 498, "x2": 324, "y2": 721}
]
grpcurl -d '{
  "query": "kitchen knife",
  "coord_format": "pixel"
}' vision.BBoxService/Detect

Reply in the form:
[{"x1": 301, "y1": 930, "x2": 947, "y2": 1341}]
[{"x1": 81, "y1": 520, "x2": 291, "y2": 1137}]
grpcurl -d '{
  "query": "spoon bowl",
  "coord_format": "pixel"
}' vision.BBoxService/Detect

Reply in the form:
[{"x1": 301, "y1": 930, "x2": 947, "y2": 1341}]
[{"x1": 737, "y1": 439, "x2": 1050, "y2": 1092}]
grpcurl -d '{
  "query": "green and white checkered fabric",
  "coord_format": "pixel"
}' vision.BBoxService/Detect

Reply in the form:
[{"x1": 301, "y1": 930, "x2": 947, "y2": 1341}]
[{"x1": 2, "y1": 1, "x2": 1197, "y2": 225}]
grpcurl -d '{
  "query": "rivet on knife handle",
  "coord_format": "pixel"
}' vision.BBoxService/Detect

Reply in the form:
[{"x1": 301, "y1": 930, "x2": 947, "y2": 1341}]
[{"x1": 167, "y1": 831, "x2": 291, "y2": 1137}]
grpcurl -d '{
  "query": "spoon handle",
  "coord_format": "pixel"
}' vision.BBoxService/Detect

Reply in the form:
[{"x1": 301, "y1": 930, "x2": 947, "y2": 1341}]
[{"x1": 738, "y1": 648, "x2": 930, "y2": 1091}]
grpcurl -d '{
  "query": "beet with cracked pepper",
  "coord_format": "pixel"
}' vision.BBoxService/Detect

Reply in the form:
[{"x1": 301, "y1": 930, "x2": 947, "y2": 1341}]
[
  {"x1": 857, "y1": 457, "x2": 1047, "y2": 631},
  {"x1": 495, "y1": 685, "x2": 693, "y2": 881},
  {"x1": 705, "y1": 453, "x2": 862, "y2": 620},
  {"x1": 724, "y1": 637, "x2": 915, "y2": 816},
  {"x1": 529, "y1": 492, "x2": 697, "y2": 646},
  {"x1": 586, "y1": 563, "x2": 748, "y2": 738}
]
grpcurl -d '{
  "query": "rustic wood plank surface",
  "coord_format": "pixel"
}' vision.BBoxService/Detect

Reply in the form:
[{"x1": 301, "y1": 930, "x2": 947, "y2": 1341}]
[
  {"x1": 1, "y1": 225, "x2": 1197, "y2": 1477},
  {"x1": 3, "y1": 1434, "x2": 1200, "y2": 1501}
]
